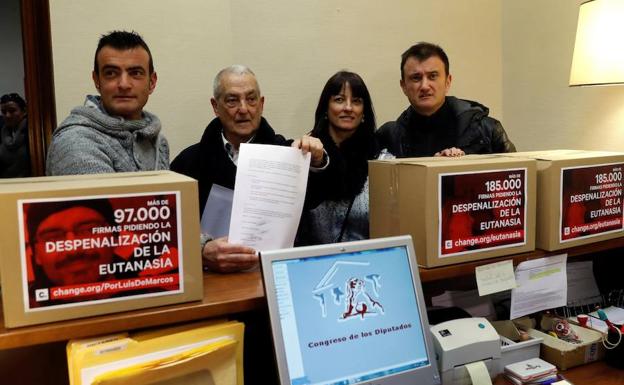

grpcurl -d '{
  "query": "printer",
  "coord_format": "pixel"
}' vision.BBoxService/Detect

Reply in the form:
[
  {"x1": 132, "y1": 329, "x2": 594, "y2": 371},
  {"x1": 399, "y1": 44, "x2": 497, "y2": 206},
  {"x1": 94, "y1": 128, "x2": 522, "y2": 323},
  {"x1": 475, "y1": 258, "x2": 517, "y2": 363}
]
[{"x1": 430, "y1": 317, "x2": 501, "y2": 385}]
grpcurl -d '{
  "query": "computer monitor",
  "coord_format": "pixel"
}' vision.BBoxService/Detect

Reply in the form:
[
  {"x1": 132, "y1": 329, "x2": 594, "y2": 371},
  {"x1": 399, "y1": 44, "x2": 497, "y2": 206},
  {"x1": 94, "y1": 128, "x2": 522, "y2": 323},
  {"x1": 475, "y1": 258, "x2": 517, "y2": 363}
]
[{"x1": 260, "y1": 235, "x2": 441, "y2": 385}]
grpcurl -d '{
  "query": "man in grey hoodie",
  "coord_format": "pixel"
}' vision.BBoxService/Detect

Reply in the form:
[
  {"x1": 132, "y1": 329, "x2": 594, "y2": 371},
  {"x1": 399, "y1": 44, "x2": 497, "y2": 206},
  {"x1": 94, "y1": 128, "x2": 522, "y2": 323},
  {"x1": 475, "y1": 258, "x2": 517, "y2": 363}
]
[{"x1": 46, "y1": 30, "x2": 168, "y2": 175}]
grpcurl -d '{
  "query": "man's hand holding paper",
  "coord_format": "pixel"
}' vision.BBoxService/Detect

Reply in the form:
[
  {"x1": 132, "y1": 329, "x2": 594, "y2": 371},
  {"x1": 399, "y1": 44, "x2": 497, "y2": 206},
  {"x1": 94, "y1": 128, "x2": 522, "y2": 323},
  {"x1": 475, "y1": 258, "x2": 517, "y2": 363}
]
[
  {"x1": 291, "y1": 135, "x2": 325, "y2": 167},
  {"x1": 202, "y1": 142, "x2": 320, "y2": 273},
  {"x1": 202, "y1": 236, "x2": 257, "y2": 273}
]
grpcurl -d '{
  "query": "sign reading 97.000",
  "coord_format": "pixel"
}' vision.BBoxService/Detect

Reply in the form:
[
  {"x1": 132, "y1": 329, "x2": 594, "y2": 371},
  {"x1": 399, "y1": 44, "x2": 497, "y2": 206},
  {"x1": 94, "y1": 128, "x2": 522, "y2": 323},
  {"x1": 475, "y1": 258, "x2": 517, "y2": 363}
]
[{"x1": 20, "y1": 192, "x2": 182, "y2": 311}]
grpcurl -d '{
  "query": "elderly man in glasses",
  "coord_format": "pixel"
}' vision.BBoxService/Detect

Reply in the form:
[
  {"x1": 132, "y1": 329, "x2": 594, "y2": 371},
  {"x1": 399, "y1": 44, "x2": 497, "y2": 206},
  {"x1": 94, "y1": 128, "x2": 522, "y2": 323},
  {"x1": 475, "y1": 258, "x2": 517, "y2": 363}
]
[{"x1": 171, "y1": 65, "x2": 327, "y2": 273}]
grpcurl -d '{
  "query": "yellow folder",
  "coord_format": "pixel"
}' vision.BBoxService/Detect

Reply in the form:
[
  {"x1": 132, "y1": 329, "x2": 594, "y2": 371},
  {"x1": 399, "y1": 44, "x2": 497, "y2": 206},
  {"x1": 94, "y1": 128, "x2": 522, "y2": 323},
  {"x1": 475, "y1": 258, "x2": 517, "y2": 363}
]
[
  {"x1": 67, "y1": 321, "x2": 244, "y2": 385},
  {"x1": 67, "y1": 333, "x2": 130, "y2": 385},
  {"x1": 92, "y1": 338, "x2": 237, "y2": 385}
]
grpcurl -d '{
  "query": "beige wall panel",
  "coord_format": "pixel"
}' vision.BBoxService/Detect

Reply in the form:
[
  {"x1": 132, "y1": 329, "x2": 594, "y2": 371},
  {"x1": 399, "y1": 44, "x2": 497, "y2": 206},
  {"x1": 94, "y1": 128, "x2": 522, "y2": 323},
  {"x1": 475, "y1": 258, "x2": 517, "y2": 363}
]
[
  {"x1": 50, "y1": 0, "x2": 502, "y2": 158},
  {"x1": 502, "y1": 0, "x2": 624, "y2": 152}
]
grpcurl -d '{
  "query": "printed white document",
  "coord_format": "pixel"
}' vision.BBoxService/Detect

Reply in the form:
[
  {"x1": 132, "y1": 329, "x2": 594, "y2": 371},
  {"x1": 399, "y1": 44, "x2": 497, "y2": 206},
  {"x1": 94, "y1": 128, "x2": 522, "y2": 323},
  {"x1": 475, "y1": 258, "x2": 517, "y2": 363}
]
[
  {"x1": 228, "y1": 143, "x2": 310, "y2": 250},
  {"x1": 510, "y1": 254, "x2": 567, "y2": 319}
]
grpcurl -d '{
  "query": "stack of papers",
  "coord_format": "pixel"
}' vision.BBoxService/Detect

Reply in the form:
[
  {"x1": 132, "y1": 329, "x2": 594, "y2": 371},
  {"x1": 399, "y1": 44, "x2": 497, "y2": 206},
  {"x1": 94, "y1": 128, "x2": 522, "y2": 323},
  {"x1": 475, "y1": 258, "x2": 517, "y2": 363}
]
[
  {"x1": 567, "y1": 306, "x2": 624, "y2": 334},
  {"x1": 67, "y1": 320, "x2": 244, "y2": 385},
  {"x1": 504, "y1": 358, "x2": 558, "y2": 384}
]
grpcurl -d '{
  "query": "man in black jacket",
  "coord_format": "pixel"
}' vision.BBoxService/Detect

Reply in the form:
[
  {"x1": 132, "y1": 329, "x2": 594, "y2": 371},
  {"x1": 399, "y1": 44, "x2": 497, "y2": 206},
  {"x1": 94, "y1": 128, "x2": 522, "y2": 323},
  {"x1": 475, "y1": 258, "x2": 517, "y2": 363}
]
[
  {"x1": 377, "y1": 42, "x2": 515, "y2": 157},
  {"x1": 171, "y1": 65, "x2": 325, "y2": 273}
]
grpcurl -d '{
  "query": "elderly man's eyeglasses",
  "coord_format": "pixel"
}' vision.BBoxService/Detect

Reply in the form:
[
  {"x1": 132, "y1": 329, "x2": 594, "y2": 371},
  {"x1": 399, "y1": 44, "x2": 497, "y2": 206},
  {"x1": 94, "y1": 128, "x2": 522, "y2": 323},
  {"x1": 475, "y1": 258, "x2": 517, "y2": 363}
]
[
  {"x1": 223, "y1": 95, "x2": 259, "y2": 109},
  {"x1": 35, "y1": 220, "x2": 109, "y2": 243}
]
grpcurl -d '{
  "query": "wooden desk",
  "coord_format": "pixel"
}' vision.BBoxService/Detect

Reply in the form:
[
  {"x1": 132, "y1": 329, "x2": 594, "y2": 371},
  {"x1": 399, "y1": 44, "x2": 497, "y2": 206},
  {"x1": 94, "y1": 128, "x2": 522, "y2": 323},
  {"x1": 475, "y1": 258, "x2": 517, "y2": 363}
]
[
  {"x1": 494, "y1": 360, "x2": 624, "y2": 384},
  {"x1": 1, "y1": 246, "x2": 622, "y2": 384},
  {"x1": 0, "y1": 271, "x2": 265, "y2": 350},
  {"x1": 3, "y1": 238, "x2": 624, "y2": 349}
]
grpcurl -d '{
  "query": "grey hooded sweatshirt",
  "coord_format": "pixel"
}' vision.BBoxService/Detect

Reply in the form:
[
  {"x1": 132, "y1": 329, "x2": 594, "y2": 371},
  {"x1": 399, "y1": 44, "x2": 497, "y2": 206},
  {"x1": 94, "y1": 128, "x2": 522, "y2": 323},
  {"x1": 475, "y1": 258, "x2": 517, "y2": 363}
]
[{"x1": 46, "y1": 95, "x2": 169, "y2": 175}]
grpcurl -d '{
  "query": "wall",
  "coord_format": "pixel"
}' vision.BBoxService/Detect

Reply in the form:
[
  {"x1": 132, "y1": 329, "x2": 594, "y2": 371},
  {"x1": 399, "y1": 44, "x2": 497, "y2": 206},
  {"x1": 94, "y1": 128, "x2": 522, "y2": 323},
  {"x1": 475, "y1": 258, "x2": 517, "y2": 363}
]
[
  {"x1": 502, "y1": 0, "x2": 624, "y2": 152},
  {"x1": 49, "y1": 0, "x2": 503, "y2": 158},
  {"x1": 0, "y1": 0, "x2": 25, "y2": 97}
]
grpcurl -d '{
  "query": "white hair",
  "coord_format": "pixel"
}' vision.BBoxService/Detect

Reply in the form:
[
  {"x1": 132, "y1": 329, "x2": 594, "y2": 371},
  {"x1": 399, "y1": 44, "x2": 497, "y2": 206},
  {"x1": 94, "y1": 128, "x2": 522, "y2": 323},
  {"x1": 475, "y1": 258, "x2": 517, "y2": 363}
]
[{"x1": 212, "y1": 64, "x2": 260, "y2": 98}]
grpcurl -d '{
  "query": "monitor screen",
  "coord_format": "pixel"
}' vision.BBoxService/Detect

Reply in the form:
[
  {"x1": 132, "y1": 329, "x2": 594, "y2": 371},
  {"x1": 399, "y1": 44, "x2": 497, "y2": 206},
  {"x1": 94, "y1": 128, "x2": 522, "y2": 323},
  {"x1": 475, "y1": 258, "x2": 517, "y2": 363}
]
[{"x1": 260, "y1": 236, "x2": 441, "y2": 385}]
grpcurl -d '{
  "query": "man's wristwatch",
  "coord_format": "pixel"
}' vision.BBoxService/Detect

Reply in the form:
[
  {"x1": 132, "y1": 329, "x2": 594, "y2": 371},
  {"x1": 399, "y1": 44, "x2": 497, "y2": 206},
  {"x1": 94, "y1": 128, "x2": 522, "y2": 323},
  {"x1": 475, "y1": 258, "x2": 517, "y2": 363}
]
[{"x1": 199, "y1": 233, "x2": 213, "y2": 253}]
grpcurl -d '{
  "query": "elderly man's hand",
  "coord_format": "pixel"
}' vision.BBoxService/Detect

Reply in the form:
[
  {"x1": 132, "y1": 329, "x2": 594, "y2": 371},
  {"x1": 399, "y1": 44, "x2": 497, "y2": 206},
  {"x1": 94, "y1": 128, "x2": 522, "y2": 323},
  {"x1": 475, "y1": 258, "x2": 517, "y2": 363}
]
[
  {"x1": 434, "y1": 147, "x2": 465, "y2": 157},
  {"x1": 292, "y1": 135, "x2": 325, "y2": 167},
  {"x1": 202, "y1": 236, "x2": 257, "y2": 273}
]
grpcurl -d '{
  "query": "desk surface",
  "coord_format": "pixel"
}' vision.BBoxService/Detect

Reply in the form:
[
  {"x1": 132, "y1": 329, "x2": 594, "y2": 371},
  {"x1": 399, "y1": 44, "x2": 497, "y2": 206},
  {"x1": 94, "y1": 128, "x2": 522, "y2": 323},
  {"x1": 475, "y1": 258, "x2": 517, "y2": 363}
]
[
  {"x1": 1, "y1": 268, "x2": 623, "y2": 382},
  {"x1": 0, "y1": 271, "x2": 265, "y2": 350},
  {"x1": 2, "y1": 237, "x2": 624, "y2": 349}
]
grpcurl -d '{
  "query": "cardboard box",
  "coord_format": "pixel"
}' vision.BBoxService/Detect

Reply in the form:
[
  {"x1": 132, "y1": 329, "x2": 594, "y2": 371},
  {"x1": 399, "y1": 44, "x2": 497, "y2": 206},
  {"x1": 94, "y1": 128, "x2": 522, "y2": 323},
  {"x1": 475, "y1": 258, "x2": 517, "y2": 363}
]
[
  {"x1": 0, "y1": 171, "x2": 203, "y2": 327},
  {"x1": 369, "y1": 155, "x2": 536, "y2": 267},
  {"x1": 500, "y1": 150, "x2": 624, "y2": 250},
  {"x1": 527, "y1": 324, "x2": 605, "y2": 370}
]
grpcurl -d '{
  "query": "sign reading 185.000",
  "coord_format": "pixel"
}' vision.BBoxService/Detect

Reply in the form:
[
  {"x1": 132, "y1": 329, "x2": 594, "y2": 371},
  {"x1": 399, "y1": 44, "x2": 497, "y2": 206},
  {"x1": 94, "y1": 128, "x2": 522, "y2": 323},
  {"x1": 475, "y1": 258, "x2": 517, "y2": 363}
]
[
  {"x1": 561, "y1": 163, "x2": 624, "y2": 242},
  {"x1": 484, "y1": 178, "x2": 523, "y2": 192},
  {"x1": 439, "y1": 169, "x2": 527, "y2": 257},
  {"x1": 19, "y1": 191, "x2": 182, "y2": 311}
]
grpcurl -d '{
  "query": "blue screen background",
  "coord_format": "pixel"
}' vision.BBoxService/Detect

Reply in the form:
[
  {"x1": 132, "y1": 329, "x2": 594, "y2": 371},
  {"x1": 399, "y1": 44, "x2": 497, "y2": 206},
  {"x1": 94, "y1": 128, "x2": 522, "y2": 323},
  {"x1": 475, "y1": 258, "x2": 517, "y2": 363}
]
[{"x1": 276, "y1": 246, "x2": 430, "y2": 384}]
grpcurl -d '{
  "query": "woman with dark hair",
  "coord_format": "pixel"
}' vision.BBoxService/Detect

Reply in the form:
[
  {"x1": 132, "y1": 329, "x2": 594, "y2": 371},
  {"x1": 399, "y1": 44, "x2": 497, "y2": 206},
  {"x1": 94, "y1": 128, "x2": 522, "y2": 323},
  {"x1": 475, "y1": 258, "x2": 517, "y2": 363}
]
[
  {"x1": 297, "y1": 71, "x2": 385, "y2": 245},
  {"x1": 0, "y1": 93, "x2": 30, "y2": 177}
]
